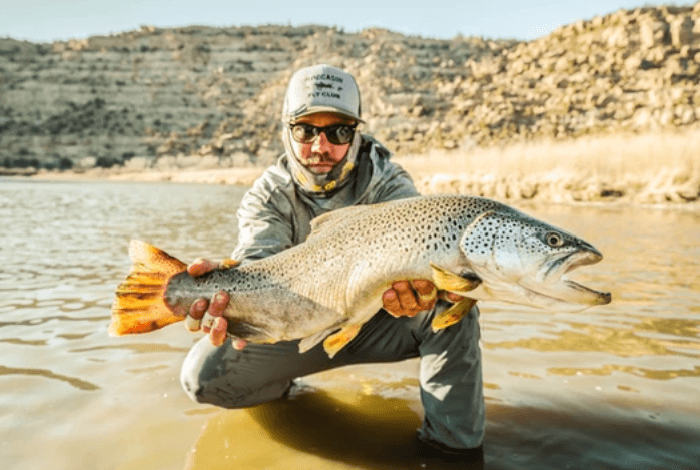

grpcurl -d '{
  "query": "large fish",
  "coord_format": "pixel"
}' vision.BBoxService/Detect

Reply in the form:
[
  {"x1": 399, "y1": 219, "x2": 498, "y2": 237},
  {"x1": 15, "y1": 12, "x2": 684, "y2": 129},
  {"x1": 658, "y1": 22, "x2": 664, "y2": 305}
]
[{"x1": 110, "y1": 195, "x2": 611, "y2": 357}]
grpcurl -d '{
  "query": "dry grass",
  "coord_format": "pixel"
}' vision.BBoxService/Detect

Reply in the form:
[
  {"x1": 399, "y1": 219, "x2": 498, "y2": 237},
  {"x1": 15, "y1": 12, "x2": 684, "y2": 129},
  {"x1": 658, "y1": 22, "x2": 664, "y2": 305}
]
[
  {"x1": 395, "y1": 129, "x2": 700, "y2": 204},
  {"x1": 34, "y1": 128, "x2": 699, "y2": 205}
]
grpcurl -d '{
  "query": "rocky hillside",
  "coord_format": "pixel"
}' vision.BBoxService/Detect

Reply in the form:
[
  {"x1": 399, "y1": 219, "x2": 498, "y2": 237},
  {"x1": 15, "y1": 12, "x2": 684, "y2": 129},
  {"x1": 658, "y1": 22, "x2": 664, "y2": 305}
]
[{"x1": 1, "y1": 3, "x2": 699, "y2": 173}]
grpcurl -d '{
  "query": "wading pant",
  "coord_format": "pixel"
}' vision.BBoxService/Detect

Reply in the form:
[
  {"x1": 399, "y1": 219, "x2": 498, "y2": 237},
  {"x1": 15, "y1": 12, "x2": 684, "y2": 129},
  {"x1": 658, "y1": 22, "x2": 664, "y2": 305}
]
[{"x1": 180, "y1": 301, "x2": 485, "y2": 449}]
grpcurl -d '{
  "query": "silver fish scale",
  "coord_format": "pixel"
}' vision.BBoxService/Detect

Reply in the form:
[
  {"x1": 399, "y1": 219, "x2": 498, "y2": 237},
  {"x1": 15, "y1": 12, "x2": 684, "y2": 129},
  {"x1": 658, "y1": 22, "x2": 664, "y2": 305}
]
[
  {"x1": 220, "y1": 196, "x2": 503, "y2": 324},
  {"x1": 163, "y1": 194, "x2": 608, "y2": 347},
  {"x1": 298, "y1": 197, "x2": 503, "y2": 302}
]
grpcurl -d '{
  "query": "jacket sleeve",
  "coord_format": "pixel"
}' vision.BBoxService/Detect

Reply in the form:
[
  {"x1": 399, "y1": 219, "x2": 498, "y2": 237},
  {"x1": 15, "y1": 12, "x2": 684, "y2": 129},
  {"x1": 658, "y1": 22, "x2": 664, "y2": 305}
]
[{"x1": 230, "y1": 175, "x2": 296, "y2": 263}]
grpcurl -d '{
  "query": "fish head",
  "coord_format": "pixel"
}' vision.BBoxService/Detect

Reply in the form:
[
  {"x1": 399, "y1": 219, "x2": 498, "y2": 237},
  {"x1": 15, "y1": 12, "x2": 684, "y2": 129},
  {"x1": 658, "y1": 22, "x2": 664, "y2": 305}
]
[{"x1": 459, "y1": 209, "x2": 611, "y2": 311}]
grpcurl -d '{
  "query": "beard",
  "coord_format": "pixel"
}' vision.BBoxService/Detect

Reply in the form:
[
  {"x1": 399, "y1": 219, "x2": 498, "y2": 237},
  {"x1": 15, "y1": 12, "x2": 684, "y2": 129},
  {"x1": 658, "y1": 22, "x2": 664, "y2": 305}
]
[{"x1": 298, "y1": 152, "x2": 337, "y2": 174}]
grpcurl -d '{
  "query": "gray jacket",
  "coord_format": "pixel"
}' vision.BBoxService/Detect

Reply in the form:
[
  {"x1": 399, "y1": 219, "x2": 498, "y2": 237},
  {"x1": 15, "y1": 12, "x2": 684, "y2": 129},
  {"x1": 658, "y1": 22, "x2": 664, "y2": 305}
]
[{"x1": 231, "y1": 136, "x2": 420, "y2": 262}]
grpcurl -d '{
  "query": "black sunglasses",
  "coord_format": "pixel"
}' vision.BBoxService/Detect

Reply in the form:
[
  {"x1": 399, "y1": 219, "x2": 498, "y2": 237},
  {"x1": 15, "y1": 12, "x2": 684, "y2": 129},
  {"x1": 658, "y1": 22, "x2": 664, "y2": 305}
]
[{"x1": 289, "y1": 123, "x2": 357, "y2": 145}]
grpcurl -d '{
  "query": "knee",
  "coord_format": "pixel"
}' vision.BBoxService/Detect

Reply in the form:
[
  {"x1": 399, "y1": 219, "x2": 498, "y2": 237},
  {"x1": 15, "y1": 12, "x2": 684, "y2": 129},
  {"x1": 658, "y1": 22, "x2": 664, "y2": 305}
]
[
  {"x1": 179, "y1": 361, "x2": 206, "y2": 405},
  {"x1": 179, "y1": 362, "x2": 253, "y2": 409},
  {"x1": 179, "y1": 338, "x2": 237, "y2": 407},
  {"x1": 179, "y1": 349, "x2": 212, "y2": 405},
  {"x1": 179, "y1": 339, "x2": 291, "y2": 409},
  {"x1": 181, "y1": 369, "x2": 291, "y2": 409}
]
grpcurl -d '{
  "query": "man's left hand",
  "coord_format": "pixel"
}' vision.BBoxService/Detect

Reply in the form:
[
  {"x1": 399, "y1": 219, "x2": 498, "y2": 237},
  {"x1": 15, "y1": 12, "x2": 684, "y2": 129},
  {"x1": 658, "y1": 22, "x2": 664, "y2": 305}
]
[
  {"x1": 383, "y1": 280, "x2": 467, "y2": 317},
  {"x1": 381, "y1": 280, "x2": 430, "y2": 317}
]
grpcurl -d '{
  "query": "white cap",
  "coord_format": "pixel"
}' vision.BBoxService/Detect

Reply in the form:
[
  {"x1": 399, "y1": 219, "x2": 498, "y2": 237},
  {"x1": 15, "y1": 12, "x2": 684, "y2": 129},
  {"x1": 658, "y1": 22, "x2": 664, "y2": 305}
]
[{"x1": 282, "y1": 64, "x2": 363, "y2": 123}]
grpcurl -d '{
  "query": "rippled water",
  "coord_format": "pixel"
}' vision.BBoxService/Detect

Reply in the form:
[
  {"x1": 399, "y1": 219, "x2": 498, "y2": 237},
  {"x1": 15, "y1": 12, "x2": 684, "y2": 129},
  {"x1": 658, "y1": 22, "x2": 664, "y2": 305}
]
[{"x1": 1, "y1": 179, "x2": 699, "y2": 470}]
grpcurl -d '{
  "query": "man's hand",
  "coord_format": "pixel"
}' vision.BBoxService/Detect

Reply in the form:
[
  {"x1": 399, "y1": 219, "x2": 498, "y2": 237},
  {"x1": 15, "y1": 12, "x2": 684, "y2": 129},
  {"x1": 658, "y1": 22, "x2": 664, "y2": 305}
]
[
  {"x1": 186, "y1": 258, "x2": 247, "y2": 350},
  {"x1": 382, "y1": 280, "x2": 466, "y2": 317}
]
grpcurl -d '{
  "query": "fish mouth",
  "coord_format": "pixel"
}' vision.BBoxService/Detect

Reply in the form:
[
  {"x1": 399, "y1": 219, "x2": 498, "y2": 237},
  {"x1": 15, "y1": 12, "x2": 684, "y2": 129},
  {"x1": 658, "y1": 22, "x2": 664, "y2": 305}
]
[
  {"x1": 546, "y1": 246, "x2": 603, "y2": 278},
  {"x1": 560, "y1": 277, "x2": 612, "y2": 306},
  {"x1": 531, "y1": 248, "x2": 611, "y2": 309}
]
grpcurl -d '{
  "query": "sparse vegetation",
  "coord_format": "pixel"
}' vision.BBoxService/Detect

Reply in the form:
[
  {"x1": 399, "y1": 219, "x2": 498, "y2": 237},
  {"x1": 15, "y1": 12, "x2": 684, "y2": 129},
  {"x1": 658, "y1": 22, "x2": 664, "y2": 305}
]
[
  {"x1": 1, "y1": 3, "x2": 699, "y2": 203},
  {"x1": 399, "y1": 128, "x2": 700, "y2": 203}
]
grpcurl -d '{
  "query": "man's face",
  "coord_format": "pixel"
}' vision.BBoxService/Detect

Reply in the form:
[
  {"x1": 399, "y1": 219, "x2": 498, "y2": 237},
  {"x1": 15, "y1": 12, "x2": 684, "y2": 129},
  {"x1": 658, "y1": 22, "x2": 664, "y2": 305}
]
[{"x1": 291, "y1": 112, "x2": 354, "y2": 174}]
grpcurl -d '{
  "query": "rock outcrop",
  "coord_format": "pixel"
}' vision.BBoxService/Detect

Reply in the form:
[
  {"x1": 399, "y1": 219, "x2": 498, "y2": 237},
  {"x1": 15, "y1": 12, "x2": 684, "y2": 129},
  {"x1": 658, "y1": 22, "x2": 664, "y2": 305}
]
[{"x1": 1, "y1": 3, "x2": 699, "y2": 173}]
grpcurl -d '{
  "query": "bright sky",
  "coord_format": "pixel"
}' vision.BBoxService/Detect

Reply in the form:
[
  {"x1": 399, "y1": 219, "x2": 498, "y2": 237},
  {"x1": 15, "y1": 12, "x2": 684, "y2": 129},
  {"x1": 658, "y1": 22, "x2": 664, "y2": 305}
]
[{"x1": 1, "y1": 0, "x2": 697, "y2": 43}]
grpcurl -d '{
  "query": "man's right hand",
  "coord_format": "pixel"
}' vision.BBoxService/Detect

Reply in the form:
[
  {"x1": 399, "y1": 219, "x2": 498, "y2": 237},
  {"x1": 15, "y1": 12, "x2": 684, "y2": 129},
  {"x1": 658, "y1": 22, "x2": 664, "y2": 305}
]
[{"x1": 186, "y1": 258, "x2": 247, "y2": 350}]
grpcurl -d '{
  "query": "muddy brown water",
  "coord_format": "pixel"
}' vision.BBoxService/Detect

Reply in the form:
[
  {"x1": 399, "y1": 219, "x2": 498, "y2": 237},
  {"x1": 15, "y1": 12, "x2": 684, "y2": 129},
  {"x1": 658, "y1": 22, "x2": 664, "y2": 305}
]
[{"x1": 1, "y1": 179, "x2": 699, "y2": 470}]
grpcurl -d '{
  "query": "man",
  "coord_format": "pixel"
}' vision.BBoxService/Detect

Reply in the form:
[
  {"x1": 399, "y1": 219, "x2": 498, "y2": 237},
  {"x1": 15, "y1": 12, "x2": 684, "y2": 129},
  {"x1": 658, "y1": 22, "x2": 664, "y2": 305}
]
[{"x1": 180, "y1": 64, "x2": 485, "y2": 460}]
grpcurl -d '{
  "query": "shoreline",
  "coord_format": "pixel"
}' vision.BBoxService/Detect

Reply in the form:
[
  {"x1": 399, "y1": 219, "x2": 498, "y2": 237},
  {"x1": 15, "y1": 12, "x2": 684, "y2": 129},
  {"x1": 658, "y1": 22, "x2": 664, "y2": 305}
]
[
  {"x1": 19, "y1": 165, "x2": 267, "y2": 187},
  {"x1": 13, "y1": 162, "x2": 700, "y2": 209},
  {"x1": 6, "y1": 128, "x2": 699, "y2": 207}
]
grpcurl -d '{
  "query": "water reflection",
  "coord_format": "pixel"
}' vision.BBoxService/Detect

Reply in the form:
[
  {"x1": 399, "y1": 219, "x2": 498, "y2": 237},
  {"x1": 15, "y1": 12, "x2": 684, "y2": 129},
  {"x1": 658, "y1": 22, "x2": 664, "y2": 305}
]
[
  {"x1": 69, "y1": 343, "x2": 191, "y2": 354},
  {"x1": 1, "y1": 180, "x2": 699, "y2": 470},
  {"x1": 0, "y1": 365, "x2": 99, "y2": 391},
  {"x1": 635, "y1": 317, "x2": 699, "y2": 338},
  {"x1": 548, "y1": 364, "x2": 700, "y2": 381},
  {"x1": 485, "y1": 396, "x2": 700, "y2": 470},
  {"x1": 487, "y1": 321, "x2": 700, "y2": 358},
  {"x1": 185, "y1": 387, "x2": 482, "y2": 470},
  {"x1": 183, "y1": 384, "x2": 700, "y2": 470}
]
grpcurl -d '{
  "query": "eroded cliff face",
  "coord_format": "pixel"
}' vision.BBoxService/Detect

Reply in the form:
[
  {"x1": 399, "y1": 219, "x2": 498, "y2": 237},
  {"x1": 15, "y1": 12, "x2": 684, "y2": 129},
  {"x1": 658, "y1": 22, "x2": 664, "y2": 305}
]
[{"x1": 1, "y1": 3, "x2": 699, "y2": 173}]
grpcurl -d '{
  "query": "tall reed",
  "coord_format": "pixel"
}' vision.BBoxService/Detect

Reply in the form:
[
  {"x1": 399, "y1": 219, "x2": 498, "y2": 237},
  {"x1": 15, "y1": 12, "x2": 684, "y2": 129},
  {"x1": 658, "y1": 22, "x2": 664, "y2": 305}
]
[{"x1": 396, "y1": 129, "x2": 700, "y2": 203}]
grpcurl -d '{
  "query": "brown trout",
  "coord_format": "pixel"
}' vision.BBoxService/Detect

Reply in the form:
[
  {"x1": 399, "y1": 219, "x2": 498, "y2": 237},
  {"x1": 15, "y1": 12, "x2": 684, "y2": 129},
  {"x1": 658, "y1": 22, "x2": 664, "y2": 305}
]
[{"x1": 110, "y1": 195, "x2": 611, "y2": 357}]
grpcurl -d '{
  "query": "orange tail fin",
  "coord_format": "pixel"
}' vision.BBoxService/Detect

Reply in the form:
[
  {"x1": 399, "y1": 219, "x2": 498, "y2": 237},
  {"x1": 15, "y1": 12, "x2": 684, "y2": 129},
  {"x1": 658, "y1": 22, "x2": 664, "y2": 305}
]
[{"x1": 109, "y1": 240, "x2": 188, "y2": 336}]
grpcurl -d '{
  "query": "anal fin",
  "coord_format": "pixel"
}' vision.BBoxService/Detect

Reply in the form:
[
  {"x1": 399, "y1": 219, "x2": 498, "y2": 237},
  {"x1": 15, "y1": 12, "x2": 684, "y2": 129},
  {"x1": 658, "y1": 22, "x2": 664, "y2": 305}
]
[
  {"x1": 322, "y1": 324, "x2": 362, "y2": 359},
  {"x1": 298, "y1": 327, "x2": 338, "y2": 354},
  {"x1": 431, "y1": 298, "x2": 477, "y2": 332}
]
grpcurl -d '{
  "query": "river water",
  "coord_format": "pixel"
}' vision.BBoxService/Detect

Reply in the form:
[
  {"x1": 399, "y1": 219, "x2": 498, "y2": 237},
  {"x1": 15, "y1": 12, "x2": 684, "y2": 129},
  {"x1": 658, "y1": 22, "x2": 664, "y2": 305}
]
[{"x1": 1, "y1": 179, "x2": 699, "y2": 470}]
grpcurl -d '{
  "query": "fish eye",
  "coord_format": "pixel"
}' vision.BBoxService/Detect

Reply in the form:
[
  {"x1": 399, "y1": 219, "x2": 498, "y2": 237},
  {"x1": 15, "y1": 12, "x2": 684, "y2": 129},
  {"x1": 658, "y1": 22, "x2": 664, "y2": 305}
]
[{"x1": 545, "y1": 231, "x2": 564, "y2": 247}]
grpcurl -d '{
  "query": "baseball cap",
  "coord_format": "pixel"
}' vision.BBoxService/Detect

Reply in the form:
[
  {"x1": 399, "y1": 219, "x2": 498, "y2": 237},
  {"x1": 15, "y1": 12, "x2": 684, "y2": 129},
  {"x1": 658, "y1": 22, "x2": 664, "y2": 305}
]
[{"x1": 281, "y1": 64, "x2": 363, "y2": 123}]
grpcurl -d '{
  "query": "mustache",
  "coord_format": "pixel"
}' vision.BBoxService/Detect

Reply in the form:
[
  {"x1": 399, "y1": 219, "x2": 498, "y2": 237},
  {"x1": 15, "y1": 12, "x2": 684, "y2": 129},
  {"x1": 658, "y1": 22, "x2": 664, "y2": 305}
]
[{"x1": 299, "y1": 152, "x2": 334, "y2": 165}]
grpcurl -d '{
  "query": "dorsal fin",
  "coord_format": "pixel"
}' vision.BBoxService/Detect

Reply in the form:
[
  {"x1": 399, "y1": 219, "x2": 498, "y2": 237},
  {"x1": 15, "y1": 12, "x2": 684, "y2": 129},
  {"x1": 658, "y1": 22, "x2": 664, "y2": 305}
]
[{"x1": 308, "y1": 205, "x2": 373, "y2": 239}]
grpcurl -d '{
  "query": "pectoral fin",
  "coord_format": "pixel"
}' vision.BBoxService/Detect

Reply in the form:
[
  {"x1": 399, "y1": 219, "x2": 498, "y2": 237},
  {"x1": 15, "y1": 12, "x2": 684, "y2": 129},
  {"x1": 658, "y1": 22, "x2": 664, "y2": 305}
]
[
  {"x1": 431, "y1": 298, "x2": 477, "y2": 332},
  {"x1": 430, "y1": 262, "x2": 482, "y2": 294},
  {"x1": 322, "y1": 324, "x2": 362, "y2": 359}
]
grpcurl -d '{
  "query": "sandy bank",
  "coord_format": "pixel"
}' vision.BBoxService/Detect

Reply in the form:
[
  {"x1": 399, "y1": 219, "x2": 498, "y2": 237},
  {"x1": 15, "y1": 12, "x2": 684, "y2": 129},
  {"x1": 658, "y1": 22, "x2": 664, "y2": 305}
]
[
  {"x1": 22, "y1": 162, "x2": 699, "y2": 208},
  {"x1": 22, "y1": 128, "x2": 698, "y2": 207},
  {"x1": 8, "y1": 120, "x2": 700, "y2": 208}
]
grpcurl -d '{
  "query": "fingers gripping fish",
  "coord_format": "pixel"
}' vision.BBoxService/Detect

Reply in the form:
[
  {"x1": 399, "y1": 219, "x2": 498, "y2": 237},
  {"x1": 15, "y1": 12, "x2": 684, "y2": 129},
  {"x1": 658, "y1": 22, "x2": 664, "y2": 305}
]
[{"x1": 110, "y1": 195, "x2": 611, "y2": 358}]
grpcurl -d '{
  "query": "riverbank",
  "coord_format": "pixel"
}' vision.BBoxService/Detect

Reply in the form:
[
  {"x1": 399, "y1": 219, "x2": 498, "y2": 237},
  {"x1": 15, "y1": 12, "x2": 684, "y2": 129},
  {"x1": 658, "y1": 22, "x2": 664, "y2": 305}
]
[
  {"x1": 405, "y1": 129, "x2": 700, "y2": 205},
  {"x1": 20, "y1": 128, "x2": 700, "y2": 206},
  {"x1": 28, "y1": 165, "x2": 266, "y2": 187}
]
